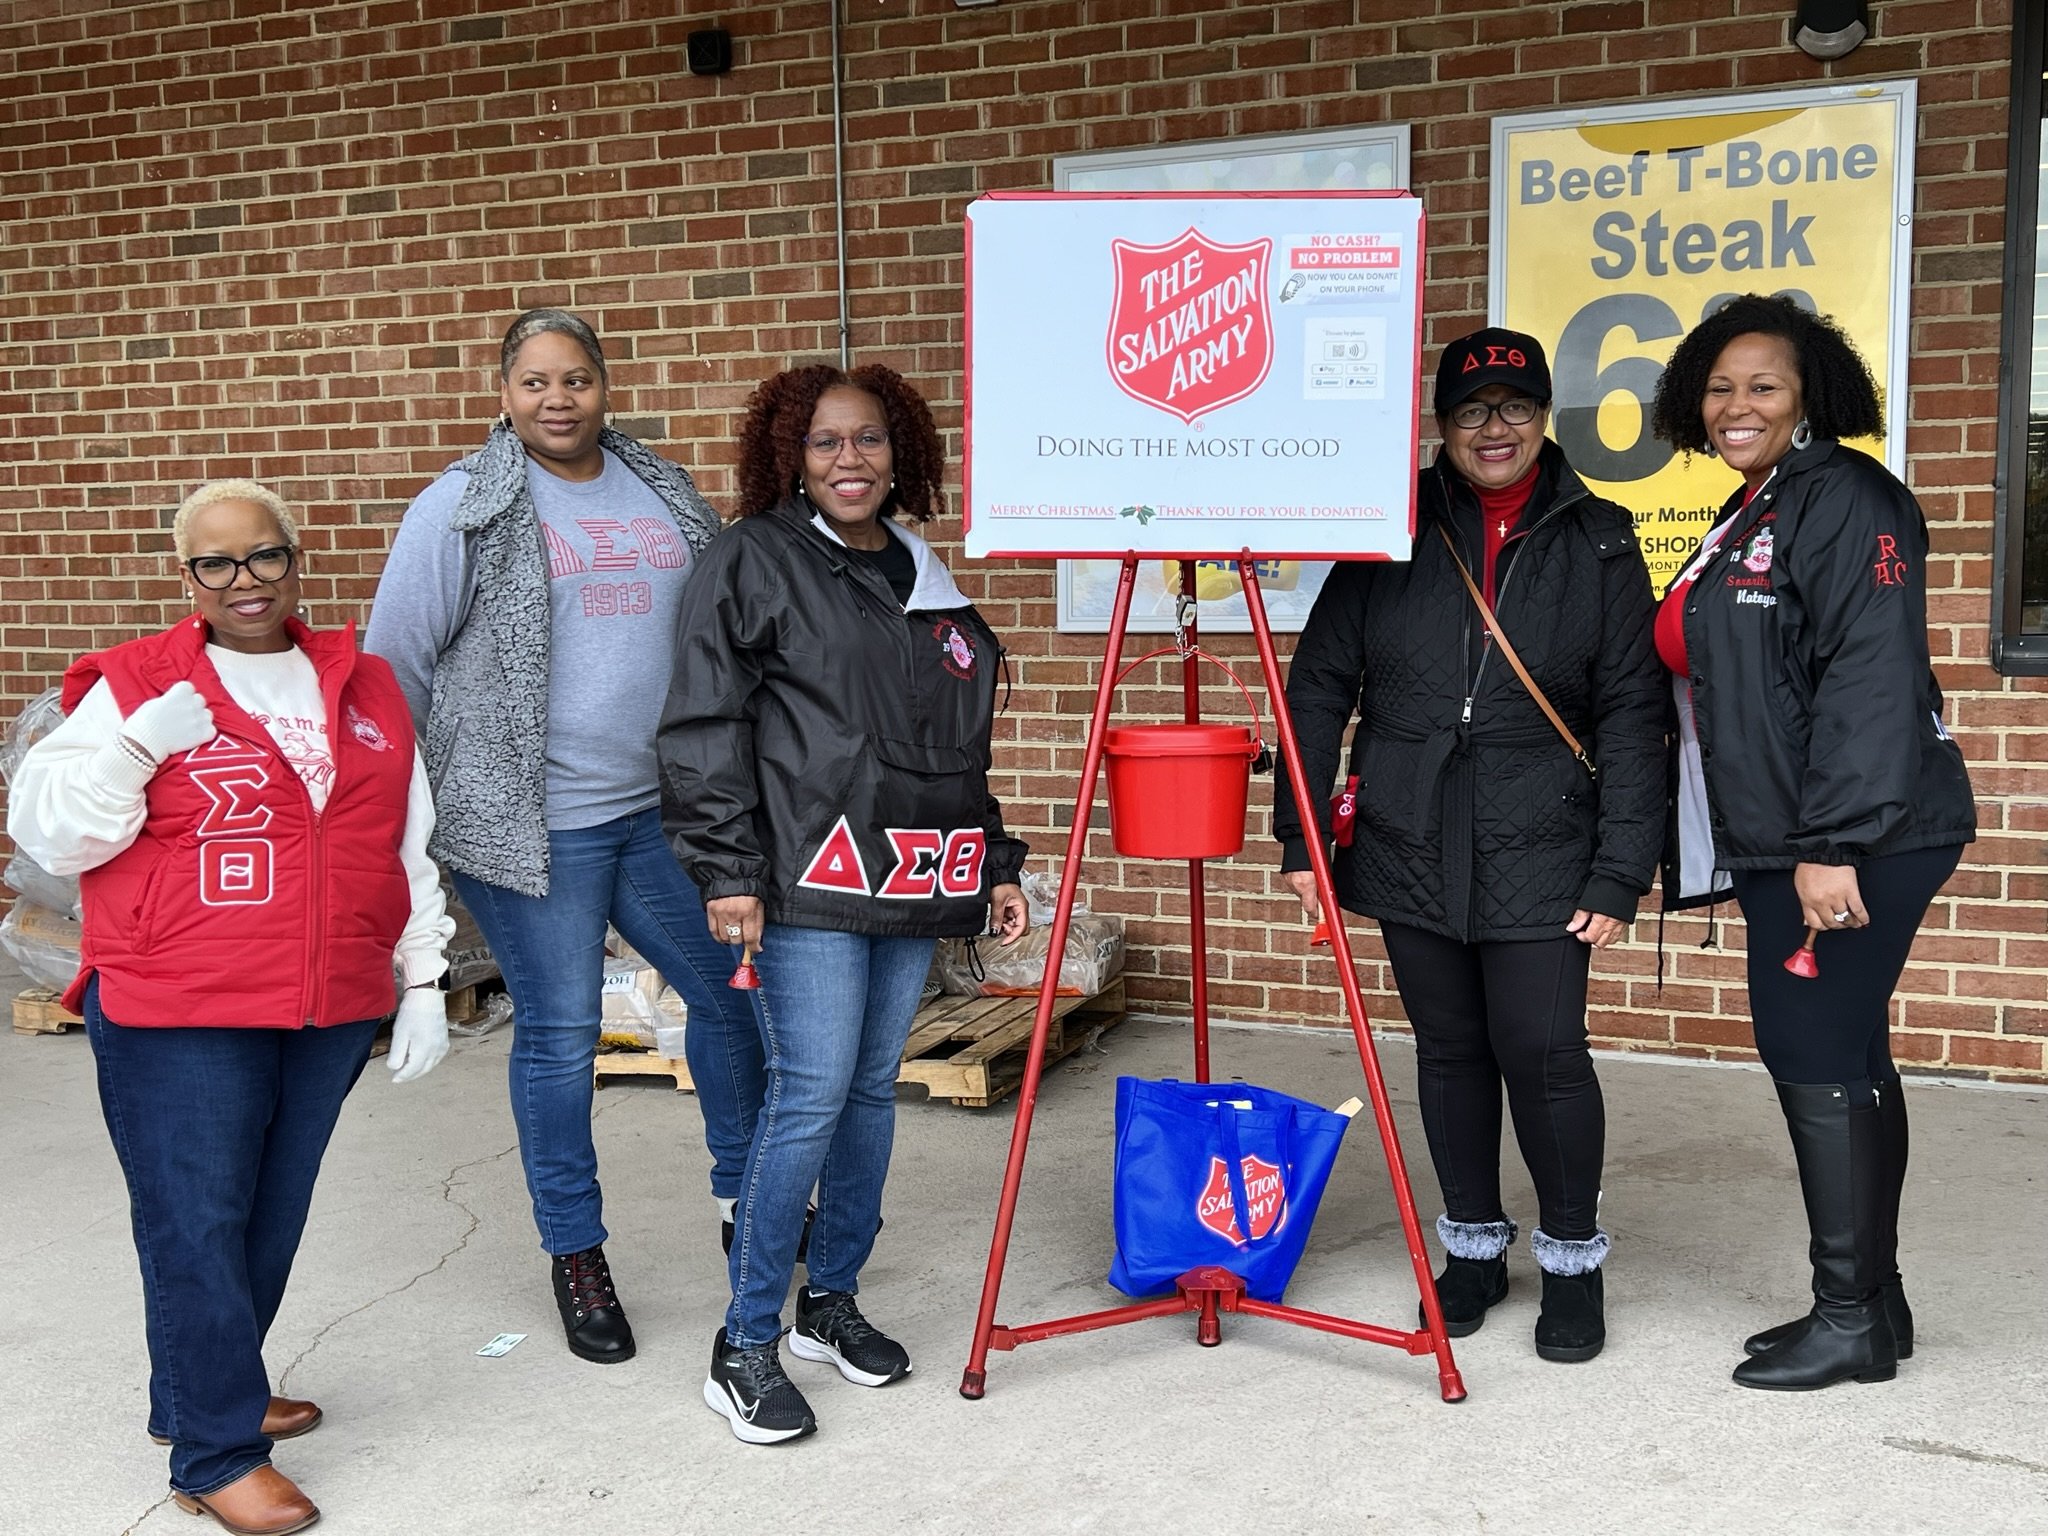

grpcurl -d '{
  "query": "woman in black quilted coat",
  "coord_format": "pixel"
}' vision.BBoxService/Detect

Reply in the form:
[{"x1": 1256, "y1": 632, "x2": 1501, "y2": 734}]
[{"x1": 1274, "y1": 329, "x2": 1665, "y2": 1363}]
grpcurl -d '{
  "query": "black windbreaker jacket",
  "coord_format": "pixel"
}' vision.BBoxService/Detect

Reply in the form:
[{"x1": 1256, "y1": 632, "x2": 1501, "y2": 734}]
[
  {"x1": 1274, "y1": 442, "x2": 1666, "y2": 942},
  {"x1": 1661, "y1": 440, "x2": 1974, "y2": 904},
  {"x1": 657, "y1": 500, "x2": 1027, "y2": 938}
]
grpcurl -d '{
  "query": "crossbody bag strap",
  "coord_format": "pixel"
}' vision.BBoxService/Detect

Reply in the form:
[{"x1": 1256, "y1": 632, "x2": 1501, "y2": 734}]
[{"x1": 1436, "y1": 523, "x2": 1597, "y2": 780}]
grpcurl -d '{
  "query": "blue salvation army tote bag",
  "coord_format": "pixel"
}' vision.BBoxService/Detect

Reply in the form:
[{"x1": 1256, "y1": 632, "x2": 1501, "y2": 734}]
[{"x1": 1107, "y1": 1077, "x2": 1358, "y2": 1304}]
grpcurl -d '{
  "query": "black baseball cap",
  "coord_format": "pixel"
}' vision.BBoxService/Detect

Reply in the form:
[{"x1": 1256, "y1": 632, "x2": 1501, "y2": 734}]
[{"x1": 1433, "y1": 327, "x2": 1553, "y2": 413}]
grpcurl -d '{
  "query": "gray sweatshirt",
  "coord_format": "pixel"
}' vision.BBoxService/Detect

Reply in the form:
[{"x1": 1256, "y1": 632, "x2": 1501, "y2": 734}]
[{"x1": 368, "y1": 453, "x2": 695, "y2": 833}]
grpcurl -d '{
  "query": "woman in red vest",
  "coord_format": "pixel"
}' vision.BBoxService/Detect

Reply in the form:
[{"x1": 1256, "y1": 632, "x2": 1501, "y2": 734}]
[{"x1": 8, "y1": 481, "x2": 453, "y2": 1536}]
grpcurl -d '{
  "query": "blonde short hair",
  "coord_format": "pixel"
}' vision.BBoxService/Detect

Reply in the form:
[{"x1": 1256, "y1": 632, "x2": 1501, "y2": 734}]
[{"x1": 171, "y1": 480, "x2": 300, "y2": 561}]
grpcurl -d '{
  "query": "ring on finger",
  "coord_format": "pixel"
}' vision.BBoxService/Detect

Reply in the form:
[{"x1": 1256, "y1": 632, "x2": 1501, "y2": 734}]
[
  {"x1": 1832, "y1": 911, "x2": 1851, "y2": 924},
  {"x1": 725, "y1": 924, "x2": 742, "y2": 939}
]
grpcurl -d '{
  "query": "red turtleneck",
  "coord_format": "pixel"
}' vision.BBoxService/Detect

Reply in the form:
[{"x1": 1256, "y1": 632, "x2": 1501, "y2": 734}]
[{"x1": 1472, "y1": 464, "x2": 1540, "y2": 605}]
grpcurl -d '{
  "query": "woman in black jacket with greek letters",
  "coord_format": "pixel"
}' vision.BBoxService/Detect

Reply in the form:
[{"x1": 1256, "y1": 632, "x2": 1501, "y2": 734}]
[
  {"x1": 659, "y1": 363, "x2": 1028, "y2": 1444},
  {"x1": 1650, "y1": 295, "x2": 1974, "y2": 1392},
  {"x1": 1275, "y1": 330, "x2": 1666, "y2": 1364}
]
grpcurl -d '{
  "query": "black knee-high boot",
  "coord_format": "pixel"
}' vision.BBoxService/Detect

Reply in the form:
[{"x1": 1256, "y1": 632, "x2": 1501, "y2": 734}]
[
  {"x1": 1732, "y1": 1080, "x2": 1898, "y2": 1391},
  {"x1": 1743, "y1": 1076, "x2": 1914, "y2": 1361},
  {"x1": 1873, "y1": 1078, "x2": 1913, "y2": 1356}
]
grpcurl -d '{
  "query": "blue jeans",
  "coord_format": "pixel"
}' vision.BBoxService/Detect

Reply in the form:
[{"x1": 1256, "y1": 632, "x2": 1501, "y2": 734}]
[
  {"x1": 727, "y1": 925, "x2": 936, "y2": 1347},
  {"x1": 451, "y1": 809, "x2": 766, "y2": 1256},
  {"x1": 85, "y1": 977, "x2": 378, "y2": 1497}
]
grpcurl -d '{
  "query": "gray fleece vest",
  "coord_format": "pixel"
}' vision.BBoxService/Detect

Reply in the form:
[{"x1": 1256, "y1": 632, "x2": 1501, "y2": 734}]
[{"x1": 423, "y1": 424, "x2": 717, "y2": 895}]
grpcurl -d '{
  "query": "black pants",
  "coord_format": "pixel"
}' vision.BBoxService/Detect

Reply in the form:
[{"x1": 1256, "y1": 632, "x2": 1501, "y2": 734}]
[
  {"x1": 1380, "y1": 922, "x2": 1602, "y2": 1241},
  {"x1": 1730, "y1": 844, "x2": 1962, "y2": 1087}
]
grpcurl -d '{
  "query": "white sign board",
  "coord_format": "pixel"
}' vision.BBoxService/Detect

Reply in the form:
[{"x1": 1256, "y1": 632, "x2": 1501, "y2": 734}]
[{"x1": 963, "y1": 192, "x2": 1424, "y2": 561}]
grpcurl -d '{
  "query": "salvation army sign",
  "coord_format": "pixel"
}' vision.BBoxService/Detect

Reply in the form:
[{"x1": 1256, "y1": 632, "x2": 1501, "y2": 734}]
[
  {"x1": 1107, "y1": 229, "x2": 1274, "y2": 423},
  {"x1": 963, "y1": 192, "x2": 1424, "y2": 561}
]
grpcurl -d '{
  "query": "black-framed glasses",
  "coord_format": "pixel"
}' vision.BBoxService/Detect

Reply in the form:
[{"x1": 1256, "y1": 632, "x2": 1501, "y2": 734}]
[
  {"x1": 185, "y1": 545, "x2": 296, "y2": 590},
  {"x1": 1448, "y1": 396, "x2": 1543, "y2": 430},
  {"x1": 801, "y1": 428, "x2": 890, "y2": 456}
]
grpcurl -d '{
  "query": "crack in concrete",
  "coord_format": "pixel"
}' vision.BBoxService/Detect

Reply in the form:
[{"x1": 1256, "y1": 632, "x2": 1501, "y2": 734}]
[
  {"x1": 277, "y1": 1138, "x2": 520, "y2": 1392},
  {"x1": 118, "y1": 1492, "x2": 173, "y2": 1534},
  {"x1": 1883, "y1": 1437, "x2": 2048, "y2": 1477},
  {"x1": 18, "y1": 1205, "x2": 121, "y2": 1260}
]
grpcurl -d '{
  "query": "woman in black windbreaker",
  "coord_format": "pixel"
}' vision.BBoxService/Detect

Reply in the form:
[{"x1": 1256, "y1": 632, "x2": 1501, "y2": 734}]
[
  {"x1": 1275, "y1": 329, "x2": 1665, "y2": 1364},
  {"x1": 659, "y1": 363, "x2": 1028, "y2": 1444},
  {"x1": 1650, "y1": 295, "x2": 1974, "y2": 1392}
]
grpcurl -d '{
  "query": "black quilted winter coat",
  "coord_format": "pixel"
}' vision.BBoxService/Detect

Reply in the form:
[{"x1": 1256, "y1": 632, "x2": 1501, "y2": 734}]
[{"x1": 1274, "y1": 442, "x2": 1666, "y2": 942}]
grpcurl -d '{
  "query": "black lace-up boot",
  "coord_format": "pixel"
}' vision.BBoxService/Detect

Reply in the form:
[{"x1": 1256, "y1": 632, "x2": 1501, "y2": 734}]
[{"x1": 551, "y1": 1244, "x2": 636, "y2": 1364}]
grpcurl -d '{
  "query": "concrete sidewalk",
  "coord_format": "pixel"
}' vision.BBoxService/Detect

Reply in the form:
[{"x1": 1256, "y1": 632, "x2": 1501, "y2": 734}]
[{"x1": 3, "y1": 963, "x2": 2043, "y2": 1535}]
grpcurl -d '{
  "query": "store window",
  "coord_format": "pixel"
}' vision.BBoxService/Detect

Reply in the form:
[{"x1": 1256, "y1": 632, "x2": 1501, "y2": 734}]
[{"x1": 1996, "y1": 2, "x2": 2048, "y2": 671}]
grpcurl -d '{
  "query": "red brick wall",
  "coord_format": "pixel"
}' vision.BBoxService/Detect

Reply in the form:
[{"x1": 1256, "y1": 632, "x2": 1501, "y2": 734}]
[{"x1": 3, "y1": 0, "x2": 2040, "y2": 1080}]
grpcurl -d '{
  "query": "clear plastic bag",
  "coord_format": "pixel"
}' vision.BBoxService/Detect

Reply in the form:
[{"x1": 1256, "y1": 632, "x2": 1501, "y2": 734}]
[
  {"x1": 449, "y1": 991, "x2": 513, "y2": 1039},
  {"x1": 1019, "y1": 867, "x2": 1069, "y2": 925},
  {"x1": 933, "y1": 909, "x2": 1124, "y2": 999},
  {"x1": 0, "y1": 900, "x2": 84, "y2": 992},
  {"x1": 0, "y1": 687, "x2": 64, "y2": 787},
  {"x1": 598, "y1": 955, "x2": 662, "y2": 1049},
  {"x1": 3, "y1": 851, "x2": 80, "y2": 919}
]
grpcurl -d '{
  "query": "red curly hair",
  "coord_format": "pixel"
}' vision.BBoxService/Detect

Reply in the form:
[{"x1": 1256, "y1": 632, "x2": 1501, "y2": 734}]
[{"x1": 732, "y1": 363, "x2": 947, "y2": 523}]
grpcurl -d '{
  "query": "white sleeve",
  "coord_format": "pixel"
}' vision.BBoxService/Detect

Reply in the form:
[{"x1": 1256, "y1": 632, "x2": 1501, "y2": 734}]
[
  {"x1": 4, "y1": 680, "x2": 159, "y2": 876},
  {"x1": 392, "y1": 747, "x2": 455, "y2": 988}
]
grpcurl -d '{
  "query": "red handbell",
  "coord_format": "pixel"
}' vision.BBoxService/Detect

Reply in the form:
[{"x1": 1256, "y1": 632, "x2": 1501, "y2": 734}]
[
  {"x1": 1310, "y1": 918, "x2": 1332, "y2": 948},
  {"x1": 1783, "y1": 930, "x2": 1820, "y2": 979},
  {"x1": 728, "y1": 945, "x2": 762, "y2": 990}
]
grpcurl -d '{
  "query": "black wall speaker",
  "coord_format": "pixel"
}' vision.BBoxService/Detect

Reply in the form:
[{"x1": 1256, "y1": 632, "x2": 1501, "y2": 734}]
[{"x1": 687, "y1": 28, "x2": 733, "y2": 76}]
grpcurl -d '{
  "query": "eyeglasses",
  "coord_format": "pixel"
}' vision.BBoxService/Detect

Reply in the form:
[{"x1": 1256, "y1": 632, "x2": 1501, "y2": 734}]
[
  {"x1": 185, "y1": 545, "x2": 297, "y2": 590},
  {"x1": 802, "y1": 428, "x2": 890, "y2": 456},
  {"x1": 1448, "y1": 396, "x2": 1543, "y2": 430}
]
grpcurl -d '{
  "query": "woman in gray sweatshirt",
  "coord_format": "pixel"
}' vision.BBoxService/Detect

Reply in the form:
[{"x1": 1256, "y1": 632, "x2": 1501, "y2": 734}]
[{"x1": 366, "y1": 308, "x2": 762, "y2": 1366}]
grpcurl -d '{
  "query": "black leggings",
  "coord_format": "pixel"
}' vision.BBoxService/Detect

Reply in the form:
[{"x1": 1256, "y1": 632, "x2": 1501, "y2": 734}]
[
  {"x1": 1379, "y1": 923, "x2": 1602, "y2": 1241},
  {"x1": 1730, "y1": 844, "x2": 1962, "y2": 1088}
]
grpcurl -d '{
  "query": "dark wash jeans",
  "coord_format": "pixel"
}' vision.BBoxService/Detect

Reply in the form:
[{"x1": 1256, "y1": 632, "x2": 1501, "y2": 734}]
[
  {"x1": 85, "y1": 976, "x2": 378, "y2": 1496},
  {"x1": 726, "y1": 925, "x2": 936, "y2": 1347},
  {"x1": 451, "y1": 808, "x2": 766, "y2": 1257}
]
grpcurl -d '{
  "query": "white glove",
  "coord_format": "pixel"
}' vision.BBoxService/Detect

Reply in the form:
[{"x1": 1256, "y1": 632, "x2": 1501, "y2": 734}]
[
  {"x1": 387, "y1": 988, "x2": 449, "y2": 1084},
  {"x1": 122, "y1": 681, "x2": 216, "y2": 763}
]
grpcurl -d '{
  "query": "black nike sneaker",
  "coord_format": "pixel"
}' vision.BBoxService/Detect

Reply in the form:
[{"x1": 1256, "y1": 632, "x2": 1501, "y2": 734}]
[
  {"x1": 702, "y1": 1329, "x2": 817, "y2": 1445},
  {"x1": 789, "y1": 1288, "x2": 911, "y2": 1387}
]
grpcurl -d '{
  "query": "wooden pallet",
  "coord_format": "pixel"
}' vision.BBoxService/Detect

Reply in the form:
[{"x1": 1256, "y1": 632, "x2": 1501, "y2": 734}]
[
  {"x1": 899, "y1": 976, "x2": 1127, "y2": 1107},
  {"x1": 594, "y1": 1052, "x2": 692, "y2": 1090},
  {"x1": 12, "y1": 987, "x2": 80, "y2": 1036},
  {"x1": 592, "y1": 975, "x2": 1128, "y2": 1108}
]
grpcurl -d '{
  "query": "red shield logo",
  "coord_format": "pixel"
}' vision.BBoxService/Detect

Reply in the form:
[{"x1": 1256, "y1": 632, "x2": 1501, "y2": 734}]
[
  {"x1": 1106, "y1": 229, "x2": 1274, "y2": 425},
  {"x1": 1194, "y1": 1153, "x2": 1287, "y2": 1244}
]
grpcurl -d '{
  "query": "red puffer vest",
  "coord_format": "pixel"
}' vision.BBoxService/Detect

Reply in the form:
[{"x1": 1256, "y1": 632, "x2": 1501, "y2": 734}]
[{"x1": 59, "y1": 616, "x2": 416, "y2": 1028}]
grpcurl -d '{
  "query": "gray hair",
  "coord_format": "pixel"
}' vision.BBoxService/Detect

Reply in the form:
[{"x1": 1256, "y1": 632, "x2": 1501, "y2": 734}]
[
  {"x1": 171, "y1": 479, "x2": 299, "y2": 560},
  {"x1": 500, "y1": 308, "x2": 607, "y2": 384}
]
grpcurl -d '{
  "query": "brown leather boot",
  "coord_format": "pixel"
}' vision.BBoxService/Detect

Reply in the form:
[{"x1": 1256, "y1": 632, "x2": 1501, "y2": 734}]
[
  {"x1": 170, "y1": 1465, "x2": 319, "y2": 1534},
  {"x1": 151, "y1": 1395, "x2": 322, "y2": 1446}
]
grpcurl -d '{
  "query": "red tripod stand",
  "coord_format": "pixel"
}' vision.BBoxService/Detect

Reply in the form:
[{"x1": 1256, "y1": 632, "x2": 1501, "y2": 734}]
[{"x1": 959, "y1": 552, "x2": 1466, "y2": 1403}]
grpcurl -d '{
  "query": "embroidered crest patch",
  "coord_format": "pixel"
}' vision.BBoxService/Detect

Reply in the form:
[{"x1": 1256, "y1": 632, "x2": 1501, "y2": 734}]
[{"x1": 933, "y1": 619, "x2": 977, "y2": 679}]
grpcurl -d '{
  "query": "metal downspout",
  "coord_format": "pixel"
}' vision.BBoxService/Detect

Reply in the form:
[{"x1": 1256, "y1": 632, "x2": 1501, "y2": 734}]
[{"x1": 831, "y1": 0, "x2": 850, "y2": 367}]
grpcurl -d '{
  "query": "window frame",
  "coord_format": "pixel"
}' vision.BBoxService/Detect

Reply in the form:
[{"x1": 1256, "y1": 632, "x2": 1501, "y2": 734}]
[{"x1": 1994, "y1": 0, "x2": 2048, "y2": 673}]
